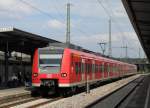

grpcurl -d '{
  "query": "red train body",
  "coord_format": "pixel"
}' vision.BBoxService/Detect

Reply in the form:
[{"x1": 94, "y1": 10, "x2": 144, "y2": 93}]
[{"x1": 32, "y1": 46, "x2": 137, "y2": 95}]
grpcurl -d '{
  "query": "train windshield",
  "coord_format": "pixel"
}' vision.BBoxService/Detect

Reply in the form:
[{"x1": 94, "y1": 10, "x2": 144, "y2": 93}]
[{"x1": 39, "y1": 48, "x2": 63, "y2": 73}]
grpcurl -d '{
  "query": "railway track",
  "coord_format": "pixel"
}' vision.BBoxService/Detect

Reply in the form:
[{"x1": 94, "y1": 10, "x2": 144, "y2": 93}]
[
  {"x1": 0, "y1": 92, "x2": 43, "y2": 108},
  {"x1": 0, "y1": 75, "x2": 142, "y2": 108},
  {"x1": 86, "y1": 75, "x2": 145, "y2": 108},
  {"x1": 0, "y1": 95, "x2": 62, "y2": 108},
  {"x1": 10, "y1": 96, "x2": 62, "y2": 108}
]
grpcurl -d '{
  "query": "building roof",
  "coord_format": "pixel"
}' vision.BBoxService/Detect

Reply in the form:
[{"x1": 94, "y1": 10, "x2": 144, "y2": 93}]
[
  {"x1": 0, "y1": 27, "x2": 60, "y2": 55},
  {"x1": 122, "y1": 0, "x2": 150, "y2": 61}
]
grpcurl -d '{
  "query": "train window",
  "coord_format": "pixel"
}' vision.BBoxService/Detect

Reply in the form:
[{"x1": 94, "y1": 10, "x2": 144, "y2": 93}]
[
  {"x1": 99, "y1": 64, "x2": 103, "y2": 73},
  {"x1": 113, "y1": 65, "x2": 115, "y2": 72},
  {"x1": 88, "y1": 64, "x2": 91, "y2": 73},
  {"x1": 81, "y1": 63, "x2": 84, "y2": 73},
  {"x1": 96, "y1": 64, "x2": 98, "y2": 73},
  {"x1": 95, "y1": 64, "x2": 97, "y2": 73},
  {"x1": 109, "y1": 65, "x2": 111, "y2": 72},
  {"x1": 107, "y1": 64, "x2": 110, "y2": 73},
  {"x1": 86, "y1": 63, "x2": 89, "y2": 73},
  {"x1": 102, "y1": 63, "x2": 104, "y2": 72},
  {"x1": 39, "y1": 53, "x2": 62, "y2": 73},
  {"x1": 85, "y1": 63, "x2": 88, "y2": 73},
  {"x1": 104, "y1": 64, "x2": 106, "y2": 72},
  {"x1": 92, "y1": 64, "x2": 95, "y2": 73},
  {"x1": 79, "y1": 62, "x2": 81, "y2": 73},
  {"x1": 75, "y1": 62, "x2": 79, "y2": 74},
  {"x1": 112, "y1": 65, "x2": 114, "y2": 73}
]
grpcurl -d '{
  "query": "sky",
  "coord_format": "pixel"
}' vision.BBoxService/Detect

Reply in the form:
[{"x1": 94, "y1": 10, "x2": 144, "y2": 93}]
[{"x1": 0, "y1": 0, "x2": 146, "y2": 58}]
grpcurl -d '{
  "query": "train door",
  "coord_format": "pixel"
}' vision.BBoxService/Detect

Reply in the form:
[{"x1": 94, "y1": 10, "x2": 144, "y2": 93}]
[
  {"x1": 88, "y1": 59, "x2": 92, "y2": 80},
  {"x1": 113, "y1": 64, "x2": 115, "y2": 77},
  {"x1": 110, "y1": 63, "x2": 113, "y2": 78},
  {"x1": 85, "y1": 59, "x2": 92, "y2": 81},
  {"x1": 99, "y1": 61, "x2": 103, "y2": 80},
  {"x1": 109, "y1": 62, "x2": 111, "y2": 78},
  {"x1": 92, "y1": 60, "x2": 95, "y2": 80},
  {"x1": 119, "y1": 64, "x2": 121, "y2": 77},
  {"x1": 104, "y1": 62, "x2": 107, "y2": 78},
  {"x1": 73, "y1": 54, "x2": 81, "y2": 83},
  {"x1": 102, "y1": 62, "x2": 105, "y2": 79},
  {"x1": 107, "y1": 63, "x2": 110, "y2": 78},
  {"x1": 97, "y1": 61, "x2": 101, "y2": 79},
  {"x1": 81, "y1": 58, "x2": 85, "y2": 82}
]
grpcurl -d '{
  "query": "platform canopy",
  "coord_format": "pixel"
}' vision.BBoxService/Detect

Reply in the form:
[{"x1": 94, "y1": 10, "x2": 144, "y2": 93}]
[
  {"x1": 0, "y1": 27, "x2": 60, "y2": 55},
  {"x1": 122, "y1": 0, "x2": 150, "y2": 61}
]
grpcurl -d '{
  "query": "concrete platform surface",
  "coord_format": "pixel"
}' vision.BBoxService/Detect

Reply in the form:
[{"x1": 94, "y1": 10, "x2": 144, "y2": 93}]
[
  {"x1": 119, "y1": 75, "x2": 150, "y2": 108},
  {"x1": 37, "y1": 74, "x2": 141, "y2": 108}
]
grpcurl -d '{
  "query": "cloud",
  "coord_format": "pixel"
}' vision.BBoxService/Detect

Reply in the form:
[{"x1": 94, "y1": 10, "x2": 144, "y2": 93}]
[
  {"x1": 69, "y1": 31, "x2": 142, "y2": 58},
  {"x1": 0, "y1": 0, "x2": 33, "y2": 19},
  {"x1": 47, "y1": 19, "x2": 65, "y2": 29},
  {"x1": 72, "y1": 32, "x2": 123, "y2": 44},
  {"x1": 113, "y1": 6, "x2": 127, "y2": 18},
  {"x1": 71, "y1": 31, "x2": 139, "y2": 50}
]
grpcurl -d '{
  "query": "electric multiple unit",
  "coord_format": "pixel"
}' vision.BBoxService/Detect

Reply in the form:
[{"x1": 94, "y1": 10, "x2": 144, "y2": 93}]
[{"x1": 32, "y1": 45, "x2": 137, "y2": 95}]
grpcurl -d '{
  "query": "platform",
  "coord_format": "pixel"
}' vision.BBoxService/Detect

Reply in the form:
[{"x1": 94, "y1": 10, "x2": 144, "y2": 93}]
[{"x1": 37, "y1": 74, "x2": 141, "y2": 108}]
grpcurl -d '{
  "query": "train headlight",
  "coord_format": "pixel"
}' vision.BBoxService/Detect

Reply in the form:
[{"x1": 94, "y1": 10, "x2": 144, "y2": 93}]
[
  {"x1": 33, "y1": 73, "x2": 38, "y2": 77},
  {"x1": 61, "y1": 73, "x2": 67, "y2": 77}
]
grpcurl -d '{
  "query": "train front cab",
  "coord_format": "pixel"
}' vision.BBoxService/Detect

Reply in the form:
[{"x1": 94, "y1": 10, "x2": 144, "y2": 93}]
[{"x1": 32, "y1": 47, "x2": 66, "y2": 95}]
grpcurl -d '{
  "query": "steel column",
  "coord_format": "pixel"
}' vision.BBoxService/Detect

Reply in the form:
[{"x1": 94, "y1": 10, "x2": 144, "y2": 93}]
[{"x1": 4, "y1": 41, "x2": 9, "y2": 86}]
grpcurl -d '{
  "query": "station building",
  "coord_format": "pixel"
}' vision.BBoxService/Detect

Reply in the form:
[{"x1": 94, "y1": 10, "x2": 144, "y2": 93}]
[{"x1": 0, "y1": 51, "x2": 31, "y2": 86}]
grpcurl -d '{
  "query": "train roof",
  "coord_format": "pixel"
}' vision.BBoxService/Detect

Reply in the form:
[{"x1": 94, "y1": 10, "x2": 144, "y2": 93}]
[
  {"x1": 43, "y1": 43, "x2": 136, "y2": 66},
  {"x1": 68, "y1": 48, "x2": 136, "y2": 67}
]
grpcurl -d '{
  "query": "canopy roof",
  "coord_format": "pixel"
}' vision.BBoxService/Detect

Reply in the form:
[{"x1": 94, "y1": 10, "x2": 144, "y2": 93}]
[
  {"x1": 0, "y1": 27, "x2": 60, "y2": 55},
  {"x1": 122, "y1": 0, "x2": 150, "y2": 60}
]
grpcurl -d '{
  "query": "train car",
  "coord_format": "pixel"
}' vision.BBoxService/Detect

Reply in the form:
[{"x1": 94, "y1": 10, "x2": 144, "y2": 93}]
[{"x1": 32, "y1": 45, "x2": 137, "y2": 96}]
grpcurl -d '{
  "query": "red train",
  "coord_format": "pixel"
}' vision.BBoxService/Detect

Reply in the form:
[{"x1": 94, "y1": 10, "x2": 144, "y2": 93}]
[{"x1": 32, "y1": 44, "x2": 137, "y2": 95}]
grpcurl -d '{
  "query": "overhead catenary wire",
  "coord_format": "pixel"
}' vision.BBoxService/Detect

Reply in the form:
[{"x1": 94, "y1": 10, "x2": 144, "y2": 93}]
[
  {"x1": 19, "y1": 0, "x2": 56, "y2": 19},
  {"x1": 19, "y1": 0, "x2": 93, "y2": 41},
  {"x1": 54, "y1": 0, "x2": 96, "y2": 37},
  {"x1": 18, "y1": 0, "x2": 142, "y2": 58},
  {"x1": 97, "y1": 0, "x2": 111, "y2": 19},
  {"x1": 96, "y1": 0, "x2": 140, "y2": 54},
  {"x1": 96, "y1": 0, "x2": 127, "y2": 45},
  {"x1": 100, "y1": 0, "x2": 141, "y2": 50}
]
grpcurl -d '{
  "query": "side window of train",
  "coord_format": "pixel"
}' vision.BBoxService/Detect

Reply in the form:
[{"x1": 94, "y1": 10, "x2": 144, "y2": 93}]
[
  {"x1": 106, "y1": 64, "x2": 108, "y2": 72},
  {"x1": 92, "y1": 63, "x2": 95, "y2": 73},
  {"x1": 112, "y1": 64, "x2": 115, "y2": 73},
  {"x1": 89, "y1": 63, "x2": 92, "y2": 73},
  {"x1": 99, "y1": 64, "x2": 102, "y2": 73},
  {"x1": 85, "y1": 63, "x2": 88, "y2": 73},
  {"x1": 115, "y1": 65, "x2": 117, "y2": 72},
  {"x1": 113, "y1": 65, "x2": 115, "y2": 73},
  {"x1": 105, "y1": 64, "x2": 107, "y2": 72},
  {"x1": 78, "y1": 62, "x2": 81, "y2": 73},
  {"x1": 107, "y1": 64, "x2": 109, "y2": 73},
  {"x1": 81, "y1": 63, "x2": 83, "y2": 73},
  {"x1": 95, "y1": 64, "x2": 98, "y2": 73},
  {"x1": 75, "y1": 62, "x2": 79, "y2": 74},
  {"x1": 102, "y1": 63, "x2": 104, "y2": 72}
]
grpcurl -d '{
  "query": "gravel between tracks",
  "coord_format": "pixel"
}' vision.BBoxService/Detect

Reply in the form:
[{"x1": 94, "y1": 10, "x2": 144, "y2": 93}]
[{"x1": 37, "y1": 74, "x2": 141, "y2": 108}]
